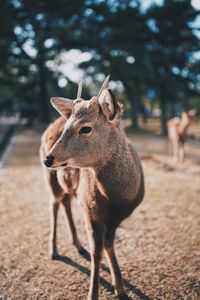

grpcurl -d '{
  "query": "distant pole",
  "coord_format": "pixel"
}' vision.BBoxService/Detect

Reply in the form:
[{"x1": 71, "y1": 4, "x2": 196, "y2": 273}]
[
  {"x1": 38, "y1": 47, "x2": 50, "y2": 123},
  {"x1": 130, "y1": 99, "x2": 139, "y2": 129},
  {"x1": 159, "y1": 96, "x2": 168, "y2": 136},
  {"x1": 125, "y1": 84, "x2": 139, "y2": 129}
]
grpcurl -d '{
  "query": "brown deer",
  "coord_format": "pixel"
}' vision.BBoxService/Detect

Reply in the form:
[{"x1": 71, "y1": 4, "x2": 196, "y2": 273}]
[
  {"x1": 167, "y1": 109, "x2": 197, "y2": 163},
  {"x1": 40, "y1": 76, "x2": 145, "y2": 300}
]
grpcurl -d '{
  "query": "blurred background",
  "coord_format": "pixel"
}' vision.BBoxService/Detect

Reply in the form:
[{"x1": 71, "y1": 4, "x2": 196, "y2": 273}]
[
  {"x1": 0, "y1": 1, "x2": 200, "y2": 300},
  {"x1": 0, "y1": 0, "x2": 200, "y2": 135}
]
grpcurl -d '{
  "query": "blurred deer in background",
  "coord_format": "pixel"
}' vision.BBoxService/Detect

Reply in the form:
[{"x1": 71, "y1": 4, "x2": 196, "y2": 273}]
[
  {"x1": 167, "y1": 109, "x2": 197, "y2": 163},
  {"x1": 40, "y1": 76, "x2": 145, "y2": 300}
]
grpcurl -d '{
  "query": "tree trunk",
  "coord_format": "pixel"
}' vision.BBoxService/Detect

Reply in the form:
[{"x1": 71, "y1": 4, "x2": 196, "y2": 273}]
[
  {"x1": 38, "y1": 60, "x2": 49, "y2": 123},
  {"x1": 125, "y1": 85, "x2": 139, "y2": 129},
  {"x1": 130, "y1": 97, "x2": 139, "y2": 129},
  {"x1": 159, "y1": 95, "x2": 168, "y2": 135},
  {"x1": 35, "y1": 36, "x2": 50, "y2": 124}
]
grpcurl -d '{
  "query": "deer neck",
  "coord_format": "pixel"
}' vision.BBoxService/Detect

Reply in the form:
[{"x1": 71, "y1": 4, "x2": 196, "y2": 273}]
[
  {"x1": 91, "y1": 130, "x2": 141, "y2": 200},
  {"x1": 178, "y1": 114, "x2": 191, "y2": 136}
]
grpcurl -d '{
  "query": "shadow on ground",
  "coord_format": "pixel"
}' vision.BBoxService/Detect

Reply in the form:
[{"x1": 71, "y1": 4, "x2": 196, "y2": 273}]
[{"x1": 55, "y1": 251, "x2": 153, "y2": 300}]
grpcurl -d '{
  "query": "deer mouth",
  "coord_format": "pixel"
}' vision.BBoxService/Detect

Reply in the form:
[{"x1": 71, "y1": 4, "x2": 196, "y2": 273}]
[
  {"x1": 56, "y1": 162, "x2": 68, "y2": 168},
  {"x1": 61, "y1": 163, "x2": 67, "y2": 167},
  {"x1": 50, "y1": 162, "x2": 68, "y2": 170}
]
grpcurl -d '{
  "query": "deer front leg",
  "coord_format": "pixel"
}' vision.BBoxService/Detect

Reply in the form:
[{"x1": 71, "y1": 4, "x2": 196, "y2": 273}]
[
  {"x1": 104, "y1": 229, "x2": 126, "y2": 299},
  {"x1": 172, "y1": 140, "x2": 179, "y2": 164},
  {"x1": 179, "y1": 142, "x2": 185, "y2": 163},
  {"x1": 49, "y1": 198, "x2": 60, "y2": 259},
  {"x1": 62, "y1": 194, "x2": 84, "y2": 254},
  {"x1": 87, "y1": 222, "x2": 105, "y2": 300}
]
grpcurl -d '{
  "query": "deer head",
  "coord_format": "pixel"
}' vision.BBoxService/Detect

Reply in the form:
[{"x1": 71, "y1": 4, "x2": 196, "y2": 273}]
[
  {"x1": 187, "y1": 109, "x2": 198, "y2": 121},
  {"x1": 180, "y1": 109, "x2": 198, "y2": 126},
  {"x1": 43, "y1": 76, "x2": 124, "y2": 169}
]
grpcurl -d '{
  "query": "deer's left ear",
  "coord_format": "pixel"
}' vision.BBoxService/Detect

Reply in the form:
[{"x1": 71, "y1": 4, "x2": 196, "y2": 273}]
[
  {"x1": 98, "y1": 89, "x2": 124, "y2": 126},
  {"x1": 50, "y1": 97, "x2": 73, "y2": 119}
]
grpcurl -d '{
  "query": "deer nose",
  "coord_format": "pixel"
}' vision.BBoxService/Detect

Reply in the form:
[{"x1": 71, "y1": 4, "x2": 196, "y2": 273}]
[{"x1": 43, "y1": 155, "x2": 54, "y2": 167}]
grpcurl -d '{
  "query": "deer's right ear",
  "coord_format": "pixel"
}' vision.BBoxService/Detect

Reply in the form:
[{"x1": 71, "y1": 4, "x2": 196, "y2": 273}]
[
  {"x1": 50, "y1": 97, "x2": 73, "y2": 119},
  {"x1": 98, "y1": 89, "x2": 123, "y2": 126}
]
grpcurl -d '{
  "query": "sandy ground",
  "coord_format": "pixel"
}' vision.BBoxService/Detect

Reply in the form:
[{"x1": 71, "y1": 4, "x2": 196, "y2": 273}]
[{"x1": 0, "y1": 128, "x2": 200, "y2": 300}]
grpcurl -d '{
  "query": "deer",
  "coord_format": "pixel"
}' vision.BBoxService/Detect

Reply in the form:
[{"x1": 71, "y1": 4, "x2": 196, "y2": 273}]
[
  {"x1": 40, "y1": 76, "x2": 145, "y2": 300},
  {"x1": 167, "y1": 109, "x2": 197, "y2": 163}
]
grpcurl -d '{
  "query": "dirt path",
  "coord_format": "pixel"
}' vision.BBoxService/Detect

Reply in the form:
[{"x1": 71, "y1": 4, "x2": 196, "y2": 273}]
[{"x1": 0, "y1": 128, "x2": 200, "y2": 300}]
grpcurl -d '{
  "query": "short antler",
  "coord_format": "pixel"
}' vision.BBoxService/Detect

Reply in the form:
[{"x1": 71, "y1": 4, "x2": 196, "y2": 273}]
[
  {"x1": 77, "y1": 80, "x2": 83, "y2": 99},
  {"x1": 97, "y1": 75, "x2": 110, "y2": 97}
]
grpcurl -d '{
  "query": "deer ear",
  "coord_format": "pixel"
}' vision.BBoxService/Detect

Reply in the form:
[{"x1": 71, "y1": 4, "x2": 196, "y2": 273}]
[
  {"x1": 50, "y1": 97, "x2": 73, "y2": 119},
  {"x1": 98, "y1": 89, "x2": 123, "y2": 125}
]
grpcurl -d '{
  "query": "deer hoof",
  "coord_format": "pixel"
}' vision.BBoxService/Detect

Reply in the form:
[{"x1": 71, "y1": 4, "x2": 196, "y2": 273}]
[
  {"x1": 78, "y1": 246, "x2": 90, "y2": 258},
  {"x1": 117, "y1": 293, "x2": 130, "y2": 300},
  {"x1": 50, "y1": 252, "x2": 59, "y2": 260},
  {"x1": 78, "y1": 246, "x2": 86, "y2": 254}
]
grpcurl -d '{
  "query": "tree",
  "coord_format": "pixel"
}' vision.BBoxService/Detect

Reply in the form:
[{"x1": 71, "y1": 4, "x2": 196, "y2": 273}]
[
  {"x1": 146, "y1": 0, "x2": 200, "y2": 134},
  {"x1": 0, "y1": 0, "x2": 199, "y2": 130},
  {"x1": 0, "y1": 0, "x2": 86, "y2": 122},
  {"x1": 79, "y1": 0, "x2": 150, "y2": 128},
  {"x1": 79, "y1": 0, "x2": 200, "y2": 133}
]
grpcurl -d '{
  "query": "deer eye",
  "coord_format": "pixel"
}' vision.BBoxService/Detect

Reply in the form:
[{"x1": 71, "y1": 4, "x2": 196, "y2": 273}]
[{"x1": 79, "y1": 126, "x2": 92, "y2": 134}]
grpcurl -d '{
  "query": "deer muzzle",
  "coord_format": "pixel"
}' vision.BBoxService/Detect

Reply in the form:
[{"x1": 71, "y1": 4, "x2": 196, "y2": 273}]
[{"x1": 43, "y1": 155, "x2": 54, "y2": 167}]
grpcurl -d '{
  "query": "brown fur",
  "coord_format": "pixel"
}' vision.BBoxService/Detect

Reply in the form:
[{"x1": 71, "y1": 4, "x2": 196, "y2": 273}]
[
  {"x1": 40, "y1": 87, "x2": 144, "y2": 300},
  {"x1": 167, "y1": 110, "x2": 197, "y2": 163},
  {"x1": 40, "y1": 117, "x2": 82, "y2": 256}
]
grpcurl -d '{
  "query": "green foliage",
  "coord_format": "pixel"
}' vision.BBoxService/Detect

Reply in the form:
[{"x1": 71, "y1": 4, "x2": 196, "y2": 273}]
[{"x1": 0, "y1": 0, "x2": 199, "y2": 130}]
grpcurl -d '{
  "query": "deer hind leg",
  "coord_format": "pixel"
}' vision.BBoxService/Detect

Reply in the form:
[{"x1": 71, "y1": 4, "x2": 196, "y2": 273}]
[
  {"x1": 87, "y1": 221, "x2": 105, "y2": 300},
  {"x1": 179, "y1": 140, "x2": 185, "y2": 163},
  {"x1": 172, "y1": 139, "x2": 179, "y2": 164},
  {"x1": 104, "y1": 228, "x2": 125, "y2": 298},
  {"x1": 61, "y1": 194, "x2": 84, "y2": 254}
]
